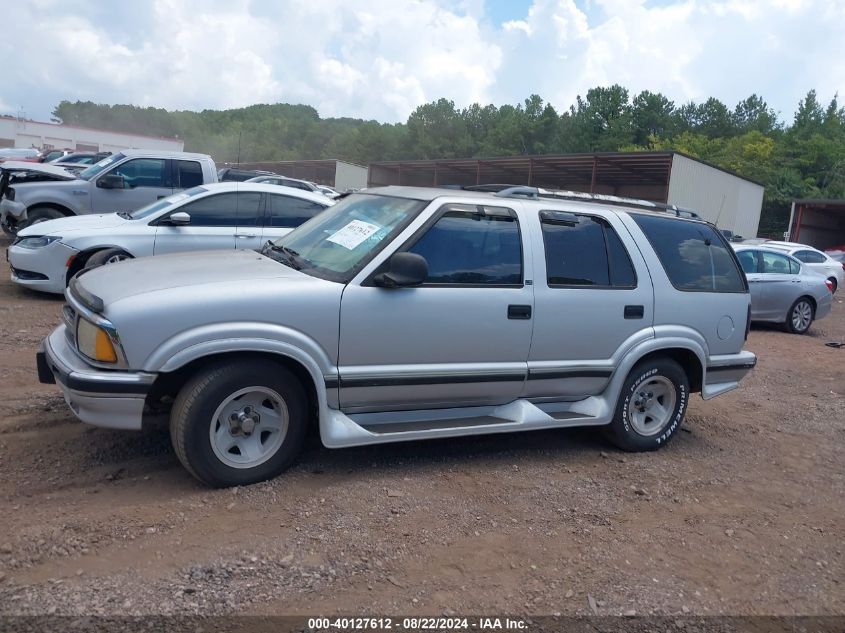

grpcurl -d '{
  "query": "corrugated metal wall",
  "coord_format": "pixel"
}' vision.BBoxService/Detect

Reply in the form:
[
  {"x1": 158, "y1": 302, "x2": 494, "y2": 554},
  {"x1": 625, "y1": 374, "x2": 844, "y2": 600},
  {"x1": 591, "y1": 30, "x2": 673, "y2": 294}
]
[{"x1": 667, "y1": 154, "x2": 764, "y2": 238}]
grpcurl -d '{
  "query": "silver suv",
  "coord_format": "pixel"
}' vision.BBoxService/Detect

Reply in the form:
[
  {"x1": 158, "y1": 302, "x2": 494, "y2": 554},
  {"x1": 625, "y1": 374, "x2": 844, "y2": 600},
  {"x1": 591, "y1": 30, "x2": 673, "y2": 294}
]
[{"x1": 37, "y1": 186, "x2": 757, "y2": 487}]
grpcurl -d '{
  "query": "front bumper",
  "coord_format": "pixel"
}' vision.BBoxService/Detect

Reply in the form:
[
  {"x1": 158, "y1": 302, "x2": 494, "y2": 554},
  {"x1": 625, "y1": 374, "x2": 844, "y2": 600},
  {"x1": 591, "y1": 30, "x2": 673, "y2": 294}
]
[
  {"x1": 8, "y1": 241, "x2": 78, "y2": 294},
  {"x1": 38, "y1": 326, "x2": 155, "y2": 430}
]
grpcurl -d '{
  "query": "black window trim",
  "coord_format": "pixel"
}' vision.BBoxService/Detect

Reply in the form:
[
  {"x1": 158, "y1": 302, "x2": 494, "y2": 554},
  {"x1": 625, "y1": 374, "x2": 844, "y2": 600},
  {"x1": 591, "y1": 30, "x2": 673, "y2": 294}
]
[
  {"x1": 540, "y1": 210, "x2": 639, "y2": 291},
  {"x1": 631, "y1": 212, "x2": 749, "y2": 294},
  {"x1": 364, "y1": 201, "x2": 524, "y2": 289}
]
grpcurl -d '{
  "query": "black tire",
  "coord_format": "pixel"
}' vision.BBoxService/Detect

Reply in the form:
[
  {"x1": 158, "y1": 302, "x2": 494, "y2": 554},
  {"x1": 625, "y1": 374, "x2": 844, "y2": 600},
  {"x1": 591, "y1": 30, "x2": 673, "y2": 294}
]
[
  {"x1": 84, "y1": 248, "x2": 132, "y2": 269},
  {"x1": 603, "y1": 357, "x2": 689, "y2": 452},
  {"x1": 827, "y1": 277, "x2": 837, "y2": 294},
  {"x1": 170, "y1": 360, "x2": 308, "y2": 487},
  {"x1": 23, "y1": 206, "x2": 65, "y2": 228},
  {"x1": 785, "y1": 297, "x2": 814, "y2": 334}
]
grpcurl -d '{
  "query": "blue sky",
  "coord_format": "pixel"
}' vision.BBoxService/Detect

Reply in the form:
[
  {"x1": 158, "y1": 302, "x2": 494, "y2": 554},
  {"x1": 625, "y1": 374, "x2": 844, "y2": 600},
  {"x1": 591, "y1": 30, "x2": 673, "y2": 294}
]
[{"x1": 1, "y1": 0, "x2": 842, "y2": 125}]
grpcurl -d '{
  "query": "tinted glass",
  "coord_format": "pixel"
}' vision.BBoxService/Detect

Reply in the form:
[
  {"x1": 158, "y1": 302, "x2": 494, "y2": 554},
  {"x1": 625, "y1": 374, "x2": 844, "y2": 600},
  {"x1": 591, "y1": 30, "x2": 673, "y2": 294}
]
[
  {"x1": 761, "y1": 251, "x2": 797, "y2": 275},
  {"x1": 794, "y1": 250, "x2": 825, "y2": 264},
  {"x1": 633, "y1": 215, "x2": 745, "y2": 292},
  {"x1": 130, "y1": 187, "x2": 208, "y2": 220},
  {"x1": 177, "y1": 160, "x2": 203, "y2": 188},
  {"x1": 541, "y1": 215, "x2": 636, "y2": 287},
  {"x1": 267, "y1": 194, "x2": 327, "y2": 228},
  {"x1": 111, "y1": 158, "x2": 168, "y2": 188},
  {"x1": 177, "y1": 192, "x2": 259, "y2": 227},
  {"x1": 408, "y1": 211, "x2": 522, "y2": 285},
  {"x1": 736, "y1": 250, "x2": 759, "y2": 274}
]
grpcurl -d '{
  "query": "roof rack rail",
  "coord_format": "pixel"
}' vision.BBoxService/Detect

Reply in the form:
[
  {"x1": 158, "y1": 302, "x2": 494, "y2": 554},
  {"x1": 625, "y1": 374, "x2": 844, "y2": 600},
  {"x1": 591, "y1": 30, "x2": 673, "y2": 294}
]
[{"x1": 437, "y1": 183, "x2": 703, "y2": 220}]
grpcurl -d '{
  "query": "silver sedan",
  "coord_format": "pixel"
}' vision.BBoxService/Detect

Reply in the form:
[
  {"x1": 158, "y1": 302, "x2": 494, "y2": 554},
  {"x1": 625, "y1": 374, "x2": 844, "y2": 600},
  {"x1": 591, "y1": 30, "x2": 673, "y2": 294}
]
[{"x1": 733, "y1": 245, "x2": 833, "y2": 334}]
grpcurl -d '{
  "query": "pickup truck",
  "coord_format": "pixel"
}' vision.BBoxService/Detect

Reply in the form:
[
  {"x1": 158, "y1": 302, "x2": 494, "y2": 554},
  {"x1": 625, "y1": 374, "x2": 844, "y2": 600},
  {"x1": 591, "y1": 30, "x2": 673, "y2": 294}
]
[{"x1": 0, "y1": 150, "x2": 217, "y2": 234}]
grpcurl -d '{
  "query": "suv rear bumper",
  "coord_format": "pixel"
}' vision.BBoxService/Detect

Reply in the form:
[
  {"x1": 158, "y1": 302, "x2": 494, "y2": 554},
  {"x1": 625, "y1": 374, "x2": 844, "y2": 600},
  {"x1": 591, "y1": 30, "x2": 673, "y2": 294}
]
[
  {"x1": 702, "y1": 350, "x2": 757, "y2": 399},
  {"x1": 37, "y1": 326, "x2": 155, "y2": 430}
]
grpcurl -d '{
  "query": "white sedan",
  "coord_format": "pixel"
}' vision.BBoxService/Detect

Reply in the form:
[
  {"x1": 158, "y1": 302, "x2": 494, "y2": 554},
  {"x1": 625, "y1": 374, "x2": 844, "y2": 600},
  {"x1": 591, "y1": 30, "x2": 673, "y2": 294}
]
[
  {"x1": 7, "y1": 182, "x2": 333, "y2": 294},
  {"x1": 763, "y1": 240, "x2": 845, "y2": 293}
]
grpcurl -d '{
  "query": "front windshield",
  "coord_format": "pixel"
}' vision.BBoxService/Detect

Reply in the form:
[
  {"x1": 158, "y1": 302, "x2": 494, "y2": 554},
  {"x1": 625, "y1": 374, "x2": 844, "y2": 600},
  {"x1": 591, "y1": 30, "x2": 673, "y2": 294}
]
[
  {"x1": 269, "y1": 193, "x2": 426, "y2": 282},
  {"x1": 128, "y1": 186, "x2": 209, "y2": 219},
  {"x1": 78, "y1": 153, "x2": 124, "y2": 181}
]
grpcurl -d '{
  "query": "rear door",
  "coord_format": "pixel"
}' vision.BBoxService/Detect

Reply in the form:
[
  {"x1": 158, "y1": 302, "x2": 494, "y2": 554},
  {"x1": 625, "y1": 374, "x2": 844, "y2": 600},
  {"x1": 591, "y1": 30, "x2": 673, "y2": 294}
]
[
  {"x1": 262, "y1": 193, "x2": 329, "y2": 242},
  {"x1": 526, "y1": 209, "x2": 653, "y2": 399},
  {"x1": 758, "y1": 250, "x2": 801, "y2": 318},
  {"x1": 91, "y1": 157, "x2": 173, "y2": 213},
  {"x1": 153, "y1": 191, "x2": 245, "y2": 254}
]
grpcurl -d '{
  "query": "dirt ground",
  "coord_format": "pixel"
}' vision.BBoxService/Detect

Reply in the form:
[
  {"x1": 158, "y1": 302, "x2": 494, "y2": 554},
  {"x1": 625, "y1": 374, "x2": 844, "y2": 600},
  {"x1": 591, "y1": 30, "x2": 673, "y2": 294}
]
[{"x1": 0, "y1": 243, "x2": 843, "y2": 618}]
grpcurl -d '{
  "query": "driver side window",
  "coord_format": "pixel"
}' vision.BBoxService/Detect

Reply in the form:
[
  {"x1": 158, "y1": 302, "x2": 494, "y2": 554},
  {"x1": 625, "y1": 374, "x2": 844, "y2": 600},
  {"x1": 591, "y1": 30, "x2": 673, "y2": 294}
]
[{"x1": 109, "y1": 158, "x2": 168, "y2": 188}]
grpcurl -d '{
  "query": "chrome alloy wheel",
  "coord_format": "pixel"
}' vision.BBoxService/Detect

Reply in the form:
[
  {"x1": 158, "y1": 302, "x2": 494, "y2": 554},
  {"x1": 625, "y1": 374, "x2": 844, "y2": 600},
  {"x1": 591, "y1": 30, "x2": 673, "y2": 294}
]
[
  {"x1": 791, "y1": 300, "x2": 813, "y2": 332},
  {"x1": 209, "y1": 387, "x2": 289, "y2": 469},
  {"x1": 627, "y1": 375, "x2": 677, "y2": 436}
]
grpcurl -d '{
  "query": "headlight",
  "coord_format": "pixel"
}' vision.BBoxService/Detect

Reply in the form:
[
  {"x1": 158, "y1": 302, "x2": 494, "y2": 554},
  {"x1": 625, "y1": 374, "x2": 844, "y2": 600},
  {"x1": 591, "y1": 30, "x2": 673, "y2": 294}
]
[
  {"x1": 15, "y1": 236, "x2": 62, "y2": 249},
  {"x1": 77, "y1": 319, "x2": 117, "y2": 363}
]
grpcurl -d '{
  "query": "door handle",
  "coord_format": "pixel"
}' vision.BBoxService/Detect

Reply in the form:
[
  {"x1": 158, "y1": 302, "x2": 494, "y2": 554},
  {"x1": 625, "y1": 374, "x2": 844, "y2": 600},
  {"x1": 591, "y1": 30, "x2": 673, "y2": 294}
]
[
  {"x1": 235, "y1": 234, "x2": 258, "y2": 239},
  {"x1": 508, "y1": 304, "x2": 531, "y2": 320},
  {"x1": 624, "y1": 305, "x2": 644, "y2": 319}
]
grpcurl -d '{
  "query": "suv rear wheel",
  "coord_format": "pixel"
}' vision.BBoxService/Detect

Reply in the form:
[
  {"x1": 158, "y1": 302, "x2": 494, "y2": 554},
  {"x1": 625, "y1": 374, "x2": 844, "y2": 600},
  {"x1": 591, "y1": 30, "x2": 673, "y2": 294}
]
[
  {"x1": 170, "y1": 360, "x2": 307, "y2": 487},
  {"x1": 604, "y1": 357, "x2": 689, "y2": 451}
]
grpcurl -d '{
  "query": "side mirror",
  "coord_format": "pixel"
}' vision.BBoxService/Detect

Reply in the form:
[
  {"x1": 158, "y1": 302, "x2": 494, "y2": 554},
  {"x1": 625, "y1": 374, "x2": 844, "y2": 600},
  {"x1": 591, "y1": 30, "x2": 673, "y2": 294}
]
[
  {"x1": 373, "y1": 252, "x2": 428, "y2": 288},
  {"x1": 97, "y1": 174, "x2": 125, "y2": 189},
  {"x1": 166, "y1": 211, "x2": 191, "y2": 226}
]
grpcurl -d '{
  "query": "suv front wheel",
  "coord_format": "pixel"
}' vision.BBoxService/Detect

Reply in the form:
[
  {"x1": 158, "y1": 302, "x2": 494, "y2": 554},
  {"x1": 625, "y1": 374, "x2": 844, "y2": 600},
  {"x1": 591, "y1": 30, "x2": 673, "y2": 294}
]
[
  {"x1": 170, "y1": 360, "x2": 308, "y2": 487},
  {"x1": 604, "y1": 358, "x2": 689, "y2": 451}
]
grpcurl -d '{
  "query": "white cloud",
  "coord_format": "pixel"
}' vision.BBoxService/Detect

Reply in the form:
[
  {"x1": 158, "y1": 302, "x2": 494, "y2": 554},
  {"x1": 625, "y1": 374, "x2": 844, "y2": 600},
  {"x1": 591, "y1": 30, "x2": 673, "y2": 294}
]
[{"x1": 0, "y1": 0, "x2": 842, "y2": 125}]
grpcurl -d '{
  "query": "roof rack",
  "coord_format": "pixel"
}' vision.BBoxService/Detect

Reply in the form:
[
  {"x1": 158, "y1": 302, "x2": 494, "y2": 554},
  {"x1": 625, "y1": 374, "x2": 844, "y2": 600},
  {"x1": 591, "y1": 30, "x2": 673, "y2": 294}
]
[{"x1": 449, "y1": 183, "x2": 702, "y2": 220}]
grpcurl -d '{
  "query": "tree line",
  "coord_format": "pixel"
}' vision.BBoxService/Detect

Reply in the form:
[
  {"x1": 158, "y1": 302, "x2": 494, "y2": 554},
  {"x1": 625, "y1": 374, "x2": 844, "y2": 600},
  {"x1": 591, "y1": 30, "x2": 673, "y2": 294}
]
[{"x1": 52, "y1": 87, "x2": 845, "y2": 236}]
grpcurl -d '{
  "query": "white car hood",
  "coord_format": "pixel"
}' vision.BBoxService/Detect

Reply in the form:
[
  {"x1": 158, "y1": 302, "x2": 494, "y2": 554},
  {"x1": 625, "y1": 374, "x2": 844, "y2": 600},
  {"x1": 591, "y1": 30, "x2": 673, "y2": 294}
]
[
  {"x1": 17, "y1": 213, "x2": 127, "y2": 237},
  {"x1": 0, "y1": 161, "x2": 79, "y2": 180},
  {"x1": 74, "y1": 249, "x2": 311, "y2": 306}
]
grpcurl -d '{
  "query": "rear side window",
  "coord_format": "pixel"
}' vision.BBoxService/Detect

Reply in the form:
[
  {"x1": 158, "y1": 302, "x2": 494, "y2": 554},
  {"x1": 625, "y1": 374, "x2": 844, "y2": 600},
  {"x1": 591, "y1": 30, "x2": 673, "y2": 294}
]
[
  {"x1": 408, "y1": 208, "x2": 522, "y2": 285},
  {"x1": 267, "y1": 194, "x2": 327, "y2": 228},
  {"x1": 633, "y1": 215, "x2": 746, "y2": 292},
  {"x1": 176, "y1": 160, "x2": 203, "y2": 188},
  {"x1": 794, "y1": 249, "x2": 826, "y2": 264},
  {"x1": 541, "y1": 214, "x2": 636, "y2": 287},
  {"x1": 761, "y1": 251, "x2": 799, "y2": 275}
]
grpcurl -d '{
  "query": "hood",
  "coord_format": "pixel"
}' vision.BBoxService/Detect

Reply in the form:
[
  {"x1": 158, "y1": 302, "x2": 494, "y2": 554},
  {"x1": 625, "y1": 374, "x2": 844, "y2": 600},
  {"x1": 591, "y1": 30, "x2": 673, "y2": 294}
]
[
  {"x1": 75, "y1": 248, "x2": 311, "y2": 306},
  {"x1": 17, "y1": 213, "x2": 127, "y2": 237},
  {"x1": 0, "y1": 161, "x2": 79, "y2": 181}
]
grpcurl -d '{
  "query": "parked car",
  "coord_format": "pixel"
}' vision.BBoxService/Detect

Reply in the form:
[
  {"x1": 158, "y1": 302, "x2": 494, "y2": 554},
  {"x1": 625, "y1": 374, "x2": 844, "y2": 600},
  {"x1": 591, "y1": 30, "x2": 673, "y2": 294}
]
[
  {"x1": 8, "y1": 182, "x2": 333, "y2": 294},
  {"x1": 733, "y1": 245, "x2": 833, "y2": 334},
  {"x1": 315, "y1": 184, "x2": 341, "y2": 199},
  {"x1": 50, "y1": 151, "x2": 111, "y2": 167},
  {"x1": 37, "y1": 149, "x2": 73, "y2": 163},
  {"x1": 36, "y1": 186, "x2": 757, "y2": 486},
  {"x1": 762, "y1": 241, "x2": 845, "y2": 293},
  {"x1": 217, "y1": 167, "x2": 278, "y2": 182},
  {"x1": 0, "y1": 150, "x2": 218, "y2": 234},
  {"x1": 245, "y1": 175, "x2": 324, "y2": 194},
  {"x1": 0, "y1": 148, "x2": 39, "y2": 162}
]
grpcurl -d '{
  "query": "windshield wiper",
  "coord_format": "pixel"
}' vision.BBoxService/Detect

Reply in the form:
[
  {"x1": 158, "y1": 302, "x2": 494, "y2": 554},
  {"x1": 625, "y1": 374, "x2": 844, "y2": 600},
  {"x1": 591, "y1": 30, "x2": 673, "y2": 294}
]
[{"x1": 261, "y1": 241, "x2": 304, "y2": 270}]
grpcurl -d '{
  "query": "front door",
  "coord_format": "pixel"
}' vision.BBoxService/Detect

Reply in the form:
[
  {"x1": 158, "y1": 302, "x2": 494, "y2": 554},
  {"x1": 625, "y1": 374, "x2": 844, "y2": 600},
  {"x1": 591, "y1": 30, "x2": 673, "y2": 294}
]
[
  {"x1": 154, "y1": 191, "x2": 260, "y2": 255},
  {"x1": 91, "y1": 157, "x2": 173, "y2": 213},
  {"x1": 338, "y1": 203, "x2": 533, "y2": 412},
  {"x1": 526, "y1": 210, "x2": 654, "y2": 399}
]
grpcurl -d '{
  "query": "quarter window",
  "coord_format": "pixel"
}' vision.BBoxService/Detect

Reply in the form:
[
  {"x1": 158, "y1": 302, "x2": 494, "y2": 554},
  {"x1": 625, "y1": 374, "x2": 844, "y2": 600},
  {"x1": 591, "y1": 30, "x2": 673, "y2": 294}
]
[
  {"x1": 541, "y1": 214, "x2": 637, "y2": 287},
  {"x1": 633, "y1": 214, "x2": 746, "y2": 292},
  {"x1": 176, "y1": 160, "x2": 203, "y2": 188},
  {"x1": 267, "y1": 195, "x2": 327, "y2": 228},
  {"x1": 407, "y1": 208, "x2": 522, "y2": 285},
  {"x1": 793, "y1": 250, "x2": 826, "y2": 264}
]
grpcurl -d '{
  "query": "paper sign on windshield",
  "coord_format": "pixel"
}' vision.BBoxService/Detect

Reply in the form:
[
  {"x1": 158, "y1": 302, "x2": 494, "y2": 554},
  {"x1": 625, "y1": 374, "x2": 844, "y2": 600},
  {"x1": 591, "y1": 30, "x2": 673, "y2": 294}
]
[{"x1": 327, "y1": 220, "x2": 380, "y2": 250}]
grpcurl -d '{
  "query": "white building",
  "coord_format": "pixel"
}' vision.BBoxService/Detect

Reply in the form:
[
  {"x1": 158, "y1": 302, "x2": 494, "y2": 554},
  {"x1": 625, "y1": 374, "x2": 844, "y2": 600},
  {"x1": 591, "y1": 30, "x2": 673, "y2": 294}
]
[{"x1": 0, "y1": 115, "x2": 183, "y2": 154}]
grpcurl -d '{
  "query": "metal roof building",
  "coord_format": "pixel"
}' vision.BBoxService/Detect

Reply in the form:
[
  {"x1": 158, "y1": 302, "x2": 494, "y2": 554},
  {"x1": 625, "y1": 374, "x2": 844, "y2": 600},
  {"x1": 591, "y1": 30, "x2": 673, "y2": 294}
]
[
  {"x1": 786, "y1": 199, "x2": 845, "y2": 250},
  {"x1": 368, "y1": 151, "x2": 765, "y2": 238},
  {"x1": 232, "y1": 159, "x2": 368, "y2": 191}
]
